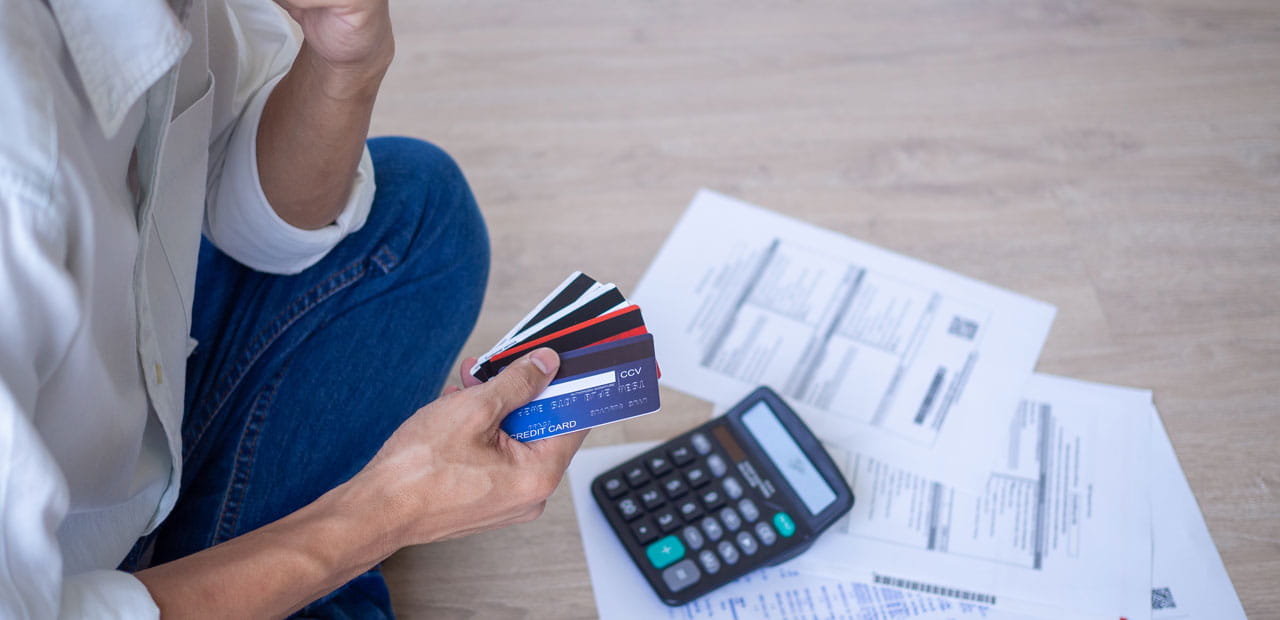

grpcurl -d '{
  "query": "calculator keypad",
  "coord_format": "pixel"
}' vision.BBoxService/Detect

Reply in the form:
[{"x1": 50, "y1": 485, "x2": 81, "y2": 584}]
[
  {"x1": 698, "y1": 549, "x2": 720, "y2": 574},
  {"x1": 595, "y1": 425, "x2": 800, "y2": 600},
  {"x1": 632, "y1": 519, "x2": 658, "y2": 545},
  {"x1": 603, "y1": 476, "x2": 626, "y2": 498},
  {"x1": 662, "y1": 476, "x2": 688, "y2": 499},
  {"x1": 639, "y1": 486, "x2": 664, "y2": 510},
  {"x1": 685, "y1": 467, "x2": 709, "y2": 488},
  {"x1": 722, "y1": 476, "x2": 743, "y2": 499},
  {"x1": 654, "y1": 508, "x2": 680, "y2": 533},
  {"x1": 677, "y1": 499, "x2": 703, "y2": 521},
  {"x1": 682, "y1": 526, "x2": 704, "y2": 550},
  {"x1": 698, "y1": 516, "x2": 722, "y2": 541},
  {"x1": 690, "y1": 433, "x2": 713, "y2": 455},
  {"x1": 706, "y1": 454, "x2": 727, "y2": 477},
  {"x1": 625, "y1": 465, "x2": 649, "y2": 488}
]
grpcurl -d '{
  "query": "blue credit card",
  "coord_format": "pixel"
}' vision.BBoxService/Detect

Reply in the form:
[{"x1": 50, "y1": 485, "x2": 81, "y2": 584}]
[{"x1": 502, "y1": 333, "x2": 661, "y2": 442}]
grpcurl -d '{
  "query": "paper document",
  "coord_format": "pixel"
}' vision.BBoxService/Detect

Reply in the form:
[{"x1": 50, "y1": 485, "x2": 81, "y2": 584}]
[
  {"x1": 1148, "y1": 408, "x2": 1247, "y2": 620},
  {"x1": 633, "y1": 190, "x2": 1055, "y2": 485},
  {"x1": 568, "y1": 443, "x2": 1024, "y2": 620},
  {"x1": 751, "y1": 374, "x2": 1153, "y2": 619}
]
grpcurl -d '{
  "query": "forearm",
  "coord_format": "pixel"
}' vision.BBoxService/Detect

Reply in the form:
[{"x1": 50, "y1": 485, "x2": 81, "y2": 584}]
[
  {"x1": 135, "y1": 484, "x2": 397, "y2": 619},
  {"x1": 257, "y1": 42, "x2": 389, "y2": 230}
]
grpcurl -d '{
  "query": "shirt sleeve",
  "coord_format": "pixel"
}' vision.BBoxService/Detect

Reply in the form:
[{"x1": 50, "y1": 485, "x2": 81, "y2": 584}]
[
  {"x1": 0, "y1": 184, "x2": 159, "y2": 619},
  {"x1": 202, "y1": 0, "x2": 374, "y2": 275}
]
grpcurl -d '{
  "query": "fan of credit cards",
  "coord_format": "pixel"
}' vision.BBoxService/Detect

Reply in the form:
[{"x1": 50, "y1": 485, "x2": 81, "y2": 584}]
[{"x1": 471, "y1": 272, "x2": 662, "y2": 442}]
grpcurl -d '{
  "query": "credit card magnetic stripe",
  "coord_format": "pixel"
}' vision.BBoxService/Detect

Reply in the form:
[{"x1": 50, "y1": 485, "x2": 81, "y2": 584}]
[
  {"x1": 472, "y1": 305, "x2": 648, "y2": 381},
  {"x1": 515, "y1": 272, "x2": 597, "y2": 336},
  {"x1": 509, "y1": 287, "x2": 627, "y2": 346}
]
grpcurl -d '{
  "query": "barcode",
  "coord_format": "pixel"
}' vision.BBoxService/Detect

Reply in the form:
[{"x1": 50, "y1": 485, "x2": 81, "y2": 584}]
[{"x1": 873, "y1": 573, "x2": 997, "y2": 605}]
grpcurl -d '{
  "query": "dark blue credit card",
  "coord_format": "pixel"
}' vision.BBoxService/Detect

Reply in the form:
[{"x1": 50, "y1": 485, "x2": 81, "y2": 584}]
[{"x1": 501, "y1": 333, "x2": 661, "y2": 442}]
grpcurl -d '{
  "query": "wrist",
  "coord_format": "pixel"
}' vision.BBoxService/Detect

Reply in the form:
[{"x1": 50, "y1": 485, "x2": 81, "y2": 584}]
[
  {"x1": 299, "y1": 41, "x2": 393, "y2": 102},
  {"x1": 305, "y1": 477, "x2": 406, "y2": 567}
]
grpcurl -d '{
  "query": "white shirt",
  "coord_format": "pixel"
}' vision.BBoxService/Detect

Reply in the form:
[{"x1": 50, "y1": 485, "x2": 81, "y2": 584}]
[{"x1": 0, "y1": 0, "x2": 374, "y2": 616}]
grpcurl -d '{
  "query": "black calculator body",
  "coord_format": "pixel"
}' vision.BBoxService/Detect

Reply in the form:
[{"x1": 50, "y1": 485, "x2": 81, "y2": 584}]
[{"x1": 591, "y1": 386, "x2": 854, "y2": 606}]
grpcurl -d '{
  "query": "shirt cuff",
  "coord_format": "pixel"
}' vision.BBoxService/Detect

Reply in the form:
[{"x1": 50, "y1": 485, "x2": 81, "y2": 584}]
[
  {"x1": 60, "y1": 571, "x2": 159, "y2": 619},
  {"x1": 204, "y1": 74, "x2": 375, "y2": 275}
]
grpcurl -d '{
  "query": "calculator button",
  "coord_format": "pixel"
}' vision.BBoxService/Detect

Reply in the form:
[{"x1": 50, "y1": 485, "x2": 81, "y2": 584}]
[
  {"x1": 773, "y1": 512, "x2": 797, "y2": 538},
  {"x1": 736, "y1": 531, "x2": 759, "y2": 556},
  {"x1": 737, "y1": 498, "x2": 760, "y2": 522},
  {"x1": 677, "y1": 499, "x2": 703, "y2": 522},
  {"x1": 647, "y1": 455, "x2": 673, "y2": 477},
  {"x1": 669, "y1": 444, "x2": 696, "y2": 466},
  {"x1": 684, "y1": 467, "x2": 710, "y2": 488},
  {"x1": 631, "y1": 519, "x2": 658, "y2": 545},
  {"x1": 700, "y1": 517, "x2": 724, "y2": 541},
  {"x1": 699, "y1": 488, "x2": 725, "y2": 511},
  {"x1": 682, "y1": 526, "x2": 705, "y2": 551},
  {"x1": 707, "y1": 454, "x2": 728, "y2": 477},
  {"x1": 616, "y1": 497, "x2": 641, "y2": 521},
  {"x1": 625, "y1": 465, "x2": 650, "y2": 488},
  {"x1": 602, "y1": 477, "x2": 626, "y2": 498},
  {"x1": 654, "y1": 508, "x2": 680, "y2": 533},
  {"x1": 722, "y1": 476, "x2": 744, "y2": 500},
  {"x1": 717, "y1": 540, "x2": 740, "y2": 565},
  {"x1": 662, "y1": 476, "x2": 688, "y2": 499},
  {"x1": 646, "y1": 535, "x2": 686, "y2": 570},
  {"x1": 755, "y1": 522, "x2": 777, "y2": 546},
  {"x1": 661, "y1": 559, "x2": 701, "y2": 593},
  {"x1": 691, "y1": 433, "x2": 713, "y2": 455},
  {"x1": 639, "y1": 486, "x2": 664, "y2": 510},
  {"x1": 698, "y1": 549, "x2": 721, "y2": 575},
  {"x1": 719, "y1": 507, "x2": 742, "y2": 532}
]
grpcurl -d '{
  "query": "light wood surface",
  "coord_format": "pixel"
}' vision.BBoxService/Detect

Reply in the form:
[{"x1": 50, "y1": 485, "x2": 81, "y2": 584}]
[{"x1": 371, "y1": 1, "x2": 1280, "y2": 617}]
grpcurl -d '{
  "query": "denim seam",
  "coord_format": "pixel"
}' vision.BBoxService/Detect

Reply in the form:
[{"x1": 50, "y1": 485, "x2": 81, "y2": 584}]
[
  {"x1": 185, "y1": 255, "x2": 371, "y2": 457},
  {"x1": 210, "y1": 366, "x2": 281, "y2": 546},
  {"x1": 371, "y1": 245, "x2": 400, "y2": 274}
]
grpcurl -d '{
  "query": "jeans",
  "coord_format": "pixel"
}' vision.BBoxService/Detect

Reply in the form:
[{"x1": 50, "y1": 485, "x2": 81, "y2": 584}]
[{"x1": 119, "y1": 137, "x2": 489, "y2": 618}]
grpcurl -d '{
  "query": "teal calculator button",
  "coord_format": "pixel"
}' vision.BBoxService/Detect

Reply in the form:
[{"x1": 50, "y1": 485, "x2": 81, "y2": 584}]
[
  {"x1": 646, "y1": 535, "x2": 686, "y2": 569},
  {"x1": 773, "y1": 512, "x2": 796, "y2": 538}
]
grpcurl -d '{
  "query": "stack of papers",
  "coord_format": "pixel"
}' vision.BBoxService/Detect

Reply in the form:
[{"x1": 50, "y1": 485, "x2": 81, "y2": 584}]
[{"x1": 565, "y1": 190, "x2": 1246, "y2": 619}]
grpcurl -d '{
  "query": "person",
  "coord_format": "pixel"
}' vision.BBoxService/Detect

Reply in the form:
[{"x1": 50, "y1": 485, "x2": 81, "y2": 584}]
[{"x1": 0, "y1": 0, "x2": 586, "y2": 617}]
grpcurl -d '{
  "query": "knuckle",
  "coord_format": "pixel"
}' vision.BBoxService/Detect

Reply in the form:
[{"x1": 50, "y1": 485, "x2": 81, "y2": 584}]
[
  {"x1": 512, "y1": 361, "x2": 544, "y2": 396},
  {"x1": 468, "y1": 388, "x2": 502, "y2": 416},
  {"x1": 517, "y1": 471, "x2": 557, "y2": 503},
  {"x1": 513, "y1": 472, "x2": 543, "y2": 502}
]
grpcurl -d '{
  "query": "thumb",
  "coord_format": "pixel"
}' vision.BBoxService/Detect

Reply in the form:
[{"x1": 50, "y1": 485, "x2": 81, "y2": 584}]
[{"x1": 476, "y1": 348, "x2": 560, "y2": 426}]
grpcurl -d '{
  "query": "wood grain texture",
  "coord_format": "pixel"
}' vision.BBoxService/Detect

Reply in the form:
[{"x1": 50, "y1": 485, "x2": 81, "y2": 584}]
[{"x1": 371, "y1": 0, "x2": 1280, "y2": 617}]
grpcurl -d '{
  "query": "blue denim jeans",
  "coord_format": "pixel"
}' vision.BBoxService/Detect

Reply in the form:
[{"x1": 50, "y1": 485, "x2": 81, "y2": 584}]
[{"x1": 120, "y1": 137, "x2": 489, "y2": 618}]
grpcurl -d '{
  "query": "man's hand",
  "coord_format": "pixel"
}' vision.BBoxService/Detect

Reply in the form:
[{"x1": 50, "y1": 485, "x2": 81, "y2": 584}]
[
  {"x1": 273, "y1": 0, "x2": 394, "y2": 99},
  {"x1": 342, "y1": 348, "x2": 590, "y2": 546},
  {"x1": 136, "y1": 348, "x2": 589, "y2": 617}
]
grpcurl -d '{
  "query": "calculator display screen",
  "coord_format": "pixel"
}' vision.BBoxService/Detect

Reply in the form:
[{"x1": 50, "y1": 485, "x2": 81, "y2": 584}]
[{"x1": 741, "y1": 402, "x2": 838, "y2": 514}]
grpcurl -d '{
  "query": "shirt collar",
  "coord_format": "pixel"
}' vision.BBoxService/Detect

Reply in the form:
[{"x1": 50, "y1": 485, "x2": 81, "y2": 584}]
[{"x1": 46, "y1": 0, "x2": 193, "y2": 137}]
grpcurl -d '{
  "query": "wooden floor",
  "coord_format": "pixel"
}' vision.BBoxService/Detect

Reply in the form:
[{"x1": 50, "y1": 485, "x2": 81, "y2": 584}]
[{"x1": 370, "y1": 1, "x2": 1280, "y2": 617}]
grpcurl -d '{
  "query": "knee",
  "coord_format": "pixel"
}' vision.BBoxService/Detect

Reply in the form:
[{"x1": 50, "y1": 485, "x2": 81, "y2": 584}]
[{"x1": 368, "y1": 137, "x2": 489, "y2": 307}]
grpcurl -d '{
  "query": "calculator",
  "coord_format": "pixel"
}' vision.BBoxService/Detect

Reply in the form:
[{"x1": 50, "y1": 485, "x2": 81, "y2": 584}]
[{"x1": 591, "y1": 386, "x2": 854, "y2": 606}]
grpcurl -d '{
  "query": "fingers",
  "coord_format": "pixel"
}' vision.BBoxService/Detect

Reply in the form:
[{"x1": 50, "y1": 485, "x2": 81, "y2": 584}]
[
  {"x1": 458, "y1": 357, "x2": 483, "y2": 389},
  {"x1": 473, "y1": 349, "x2": 560, "y2": 426}
]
